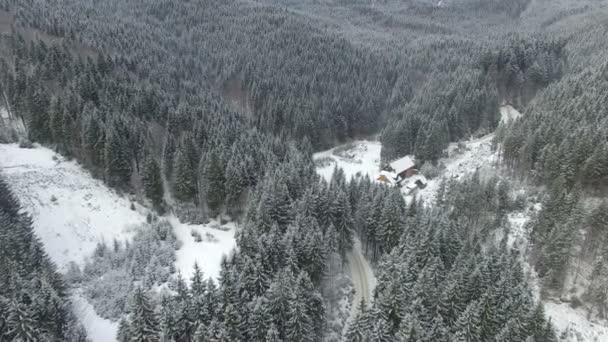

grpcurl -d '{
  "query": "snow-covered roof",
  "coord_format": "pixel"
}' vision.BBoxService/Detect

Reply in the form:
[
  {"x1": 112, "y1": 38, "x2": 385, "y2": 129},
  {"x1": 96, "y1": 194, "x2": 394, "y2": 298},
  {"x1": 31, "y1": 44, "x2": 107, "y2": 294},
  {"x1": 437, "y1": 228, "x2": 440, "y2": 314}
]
[
  {"x1": 376, "y1": 170, "x2": 397, "y2": 184},
  {"x1": 389, "y1": 156, "x2": 415, "y2": 173}
]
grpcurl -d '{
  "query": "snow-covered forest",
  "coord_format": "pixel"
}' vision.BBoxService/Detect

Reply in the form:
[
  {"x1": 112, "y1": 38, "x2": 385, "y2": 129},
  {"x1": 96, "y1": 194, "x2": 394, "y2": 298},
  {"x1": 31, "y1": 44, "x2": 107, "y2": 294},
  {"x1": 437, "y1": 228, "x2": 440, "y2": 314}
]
[{"x1": 1, "y1": 0, "x2": 608, "y2": 341}]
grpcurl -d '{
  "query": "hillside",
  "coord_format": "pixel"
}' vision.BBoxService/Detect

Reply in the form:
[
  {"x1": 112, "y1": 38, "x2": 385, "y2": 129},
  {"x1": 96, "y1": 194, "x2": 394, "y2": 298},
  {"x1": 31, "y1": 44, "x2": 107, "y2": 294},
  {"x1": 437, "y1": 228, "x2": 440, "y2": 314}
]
[{"x1": 0, "y1": 0, "x2": 607, "y2": 340}]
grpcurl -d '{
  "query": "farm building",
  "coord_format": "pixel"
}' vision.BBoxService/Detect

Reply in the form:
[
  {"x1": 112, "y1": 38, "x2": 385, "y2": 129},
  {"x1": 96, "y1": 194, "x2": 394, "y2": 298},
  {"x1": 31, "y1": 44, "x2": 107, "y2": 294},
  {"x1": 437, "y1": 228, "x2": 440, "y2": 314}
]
[
  {"x1": 383, "y1": 156, "x2": 417, "y2": 181},
  {"x1": 376, "y1": 155, "x2": 425, "y2": 190}
]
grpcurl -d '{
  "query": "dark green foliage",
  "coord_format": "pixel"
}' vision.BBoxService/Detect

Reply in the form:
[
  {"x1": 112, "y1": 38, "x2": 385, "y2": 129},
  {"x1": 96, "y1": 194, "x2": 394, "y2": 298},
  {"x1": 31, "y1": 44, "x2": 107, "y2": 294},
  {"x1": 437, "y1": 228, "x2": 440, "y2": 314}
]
[
  {"x1": 104, "y1": 127, "x2": 132, "y2": 189},
  {"x1": 205, "y1": 151, "x2": 226, "y2": 216},
  {"x1": 126, "y1": 288, "x2": 160, "y2": 342},
  {"x1": 173, "y1": 148, "x2": 196, "y2": 203},
  {"x1": 142, "y1": 155, "x2": 164, "y2": 208},
  {"x1": 351, "y1": 174, "x2": 555, "y2": 341}
]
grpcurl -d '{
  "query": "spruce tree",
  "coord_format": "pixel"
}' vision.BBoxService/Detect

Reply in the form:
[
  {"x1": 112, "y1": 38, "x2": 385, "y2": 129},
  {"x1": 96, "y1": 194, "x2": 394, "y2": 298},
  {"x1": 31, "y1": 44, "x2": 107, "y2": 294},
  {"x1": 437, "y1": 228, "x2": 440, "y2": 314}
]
[
  {"x1": 104, "y1": 127, "x2": 132, "y2": 189},
  {"x1": 142, "y1": 155, "x2": 164, "y2": 208},
  {"x1": 129, "y1": 288, "x2": 160, "y2": 342},
  {"x1": 205, "y1": 151, "x2": 226, "y2": 216},
  {"x1": 173, "y1": 148, "x2": 196, "y2": 202}
]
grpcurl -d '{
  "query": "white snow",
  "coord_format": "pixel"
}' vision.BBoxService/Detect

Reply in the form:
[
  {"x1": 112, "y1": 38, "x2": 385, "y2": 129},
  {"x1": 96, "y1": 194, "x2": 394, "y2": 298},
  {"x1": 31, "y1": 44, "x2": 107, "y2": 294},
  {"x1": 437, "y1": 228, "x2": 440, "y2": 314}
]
[
  {"x1": 544, "y1": 301, "x2": 608, "y2": 342},
  {"x1": 0, "y1": 143, "x2": 147, "y2": 272},
  {"x1": 168, "y1": 215, "x2": 236, "y2": 281},
  {"x1": 416, "y1": 133, "x2": 498, "y2": 204},
  {"x1": 346, "y1": 237, "x2": 376, "y2": 318},
  {"x1": 0, "y1": 107, "x2": 8, "y2": 119},
  {"x1": 500, "y1": 105, "x2": 522, "y2": 124},
  {"x1": 313, "y1": 140, "x2": 382, "y2": 182},
  {"x1": 72, "y1": 291, "x2": 118, "y2": 342}
]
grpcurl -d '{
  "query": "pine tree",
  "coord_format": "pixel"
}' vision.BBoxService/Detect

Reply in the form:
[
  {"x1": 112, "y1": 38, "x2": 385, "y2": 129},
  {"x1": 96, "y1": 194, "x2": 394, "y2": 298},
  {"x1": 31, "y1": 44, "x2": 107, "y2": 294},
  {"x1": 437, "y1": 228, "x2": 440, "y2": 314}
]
[
  {"x1": 330, "y1": 189, "x2": 354, "y2": 260},
  {"x1": 142, "y1": 155, "x2": 164, "y2": 208},
  {"x1": 129, "y1": 288, "x2": 160, "y2": 342},
  {"x1": 345, "y1": 299, "x2": 370, "y2": 342},
  {"x1": 105, "y1": 127, "x2": 132, "y2": 189},
  {"x1": 173, "y1": 148, "x2": 196, "y2": 202},
  {"x1": 117, "y1": 318, "x2": 131, "y2": 342},
  {"x1": 453, "y1": 300, "x2": 482, "y2": 342},
  {"x1": 5, "y1": 301, "x2": 39, "y2": 342},
  {"x1": 265, "y1": 323, "x2": 281, "y2": 342},
  {"x1": 205, "y1": 151, "x2": 226, "y2": 216}
]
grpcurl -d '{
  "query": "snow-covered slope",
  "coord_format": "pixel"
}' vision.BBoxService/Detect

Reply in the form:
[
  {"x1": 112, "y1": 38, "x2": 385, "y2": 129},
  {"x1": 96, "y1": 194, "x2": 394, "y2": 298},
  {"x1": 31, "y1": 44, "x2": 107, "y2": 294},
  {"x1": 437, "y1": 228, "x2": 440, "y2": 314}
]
[
  {"x1": 0, "y1": 143, "x2": 147, "y2": 271},
  {"x1": 0, "y1": 143, "x2": 238, "y2": 341}
]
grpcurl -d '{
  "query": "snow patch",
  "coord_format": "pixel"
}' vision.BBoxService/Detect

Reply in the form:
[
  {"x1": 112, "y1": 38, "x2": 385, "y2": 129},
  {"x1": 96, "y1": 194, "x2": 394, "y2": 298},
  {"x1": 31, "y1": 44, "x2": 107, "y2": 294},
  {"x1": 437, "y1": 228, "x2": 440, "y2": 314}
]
[
  {"x1": 544, "y1": 301, "x2": 608, "y2": 342},
  {"x1": 500, "y1": 105, "x2": 522, "y2": 124},
  {"x1": 72, "y1": 291, "x2": 118, "y2": 342},
  {"x1": 0, "y1": 143, "x2": 147, "y2": 272},
  {"x1": 313, "y1": 140, "x2": 381, "y2": 182},
  {"x1": 417, "y1": 133, "x2": 498, "y2": 204},
  {"x1": 168, "y1": 215, "x2": 236, "y2": 281}
]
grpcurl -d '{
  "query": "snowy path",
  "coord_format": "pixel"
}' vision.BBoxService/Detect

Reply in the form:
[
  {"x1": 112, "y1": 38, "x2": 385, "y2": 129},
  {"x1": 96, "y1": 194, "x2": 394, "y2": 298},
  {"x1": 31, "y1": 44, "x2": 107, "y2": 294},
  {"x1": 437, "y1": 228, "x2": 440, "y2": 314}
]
[
  {"x1": 71, "y1": 292, "x2": 118, "y2": 342},
  {"x1": 346, "y1": 237, "x2": 376, "y2": 318}
]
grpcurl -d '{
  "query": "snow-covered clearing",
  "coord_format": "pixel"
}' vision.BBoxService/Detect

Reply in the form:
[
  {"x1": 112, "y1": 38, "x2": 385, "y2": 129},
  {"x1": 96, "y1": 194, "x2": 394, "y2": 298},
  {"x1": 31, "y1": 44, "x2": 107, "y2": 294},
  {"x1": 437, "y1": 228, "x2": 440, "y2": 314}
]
[
  {"x1": 416, "y1": 133, "x2": 498, "y2": 204},
  {"x1": 72, "y1": 291, "x2": 118, "y2": 342},
  {"x1": 545, "y1": 301, "x2": 608, "y2": 342},
  {"x1": 500, "y1": 104, "x2": 523, "y2": 124},
  {"x1": 0, "y1": 143, "x2": 147, "y2": 271},
  {"x1": 168, "y1": 215, "x2": 236, "y2": 281},
  {"x1": 313, "y1": 140, "x2": 381, "y2": 182}
]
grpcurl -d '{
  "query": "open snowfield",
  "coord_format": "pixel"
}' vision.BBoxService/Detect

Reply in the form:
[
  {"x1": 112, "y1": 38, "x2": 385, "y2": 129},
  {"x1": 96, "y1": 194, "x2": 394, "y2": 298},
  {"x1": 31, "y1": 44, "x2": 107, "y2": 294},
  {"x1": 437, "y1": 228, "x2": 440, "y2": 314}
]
[
  {"x1": 545, "y1": 301, "x2": 608, "y2": 342},
  {"x1": 0, "y1": 143, "x2": 143, "y2": 342},
  {"x1": 313, "y1": 140, "x2": 381, "y2": 182},
  {"x1": 168, "y1": 215, "x2": 236, "y2": 281},
  {"x1": 0, "y1": 143, "x2": 147, "y2": 271}
]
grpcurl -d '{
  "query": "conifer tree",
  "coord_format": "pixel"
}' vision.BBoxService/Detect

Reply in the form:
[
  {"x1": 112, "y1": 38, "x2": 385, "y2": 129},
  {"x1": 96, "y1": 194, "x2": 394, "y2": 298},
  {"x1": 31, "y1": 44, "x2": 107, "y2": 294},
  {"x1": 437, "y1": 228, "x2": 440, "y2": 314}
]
[
  {"x1": 104, "y1": 127, "x2": 132, "y2": 189},
  {"x1": 173, "y1": 148, "x2": 196, "y2": 202},
  {"x1": 205, "y1": 151, "x2": 226, "y2": 216},
  {"x1": 128, "y1": 287, "x2": 160, "y2": 342},
  {"x1": 142, "y1": 155, "x2": 164, "y2": 208}
]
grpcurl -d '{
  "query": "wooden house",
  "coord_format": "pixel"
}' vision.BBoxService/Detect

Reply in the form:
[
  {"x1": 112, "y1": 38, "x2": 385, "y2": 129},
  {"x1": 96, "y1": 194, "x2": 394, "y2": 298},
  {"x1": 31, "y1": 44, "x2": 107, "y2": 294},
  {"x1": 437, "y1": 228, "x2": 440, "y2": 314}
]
[{"x1": 383, "y1": 156, "x2": 417, "y2": 181}]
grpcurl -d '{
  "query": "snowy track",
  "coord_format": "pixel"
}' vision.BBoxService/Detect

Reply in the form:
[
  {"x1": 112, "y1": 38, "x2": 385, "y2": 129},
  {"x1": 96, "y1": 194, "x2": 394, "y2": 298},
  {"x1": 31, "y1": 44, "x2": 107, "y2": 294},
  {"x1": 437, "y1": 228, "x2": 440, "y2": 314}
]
[{"x1": 346, "y1": 237, "x2": 376, "y2": 318}]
